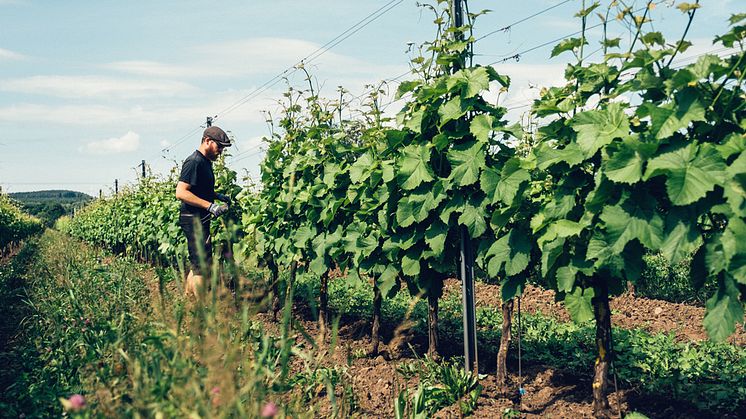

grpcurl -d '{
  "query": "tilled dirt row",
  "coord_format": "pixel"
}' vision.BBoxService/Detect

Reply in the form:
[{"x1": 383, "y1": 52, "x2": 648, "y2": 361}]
[
  {"x1": 255, "y1": 277, "x2": 744, "y2": 418},
  {"x1": 444, "y1": 279, "x2": 746, "y2": 346},
  {"x1": 255, "y1": 313, "x2": 724, "y2": 419}
]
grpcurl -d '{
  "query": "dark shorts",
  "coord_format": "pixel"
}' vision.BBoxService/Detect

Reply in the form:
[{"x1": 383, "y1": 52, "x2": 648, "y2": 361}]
[{"x1": 179, "y1": 213, "x2": 212, "y2": 275}]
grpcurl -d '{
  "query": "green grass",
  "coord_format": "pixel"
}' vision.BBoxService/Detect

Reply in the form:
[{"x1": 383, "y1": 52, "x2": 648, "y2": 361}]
[{"x1": 0, "y1": 231, "x2": 357, "y2": 418}]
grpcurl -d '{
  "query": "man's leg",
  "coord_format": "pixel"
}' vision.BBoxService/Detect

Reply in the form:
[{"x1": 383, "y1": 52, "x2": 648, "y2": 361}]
[
  {"x1": 187, "y1": 219, "x2": 212, "y2": 299},
  {"x1": 188, "y1": 270, "x2": 206, "y2": 298},
  {"x1": 180, "y1": 214, "x2": 205, "y2": 299}
]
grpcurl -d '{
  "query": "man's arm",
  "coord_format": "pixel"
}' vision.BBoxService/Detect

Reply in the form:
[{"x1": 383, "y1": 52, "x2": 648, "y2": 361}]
[{"x1": 175, "y1": 181, "x2": 210, "y2": 210}]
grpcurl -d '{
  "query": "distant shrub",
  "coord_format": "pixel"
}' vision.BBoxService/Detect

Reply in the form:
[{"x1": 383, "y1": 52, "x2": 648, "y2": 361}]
[
  {"x1": 635, "y1": 253, "x2": 716, "y2": 305},
  {"x1": 0, "y1": 194, "x2": 43, "y2": 249}
]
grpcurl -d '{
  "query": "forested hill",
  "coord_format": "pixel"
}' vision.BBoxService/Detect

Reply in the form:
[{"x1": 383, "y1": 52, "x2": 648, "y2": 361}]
[
  {"x1": 9, "y1": 190, "x2": 92, "y2": 205},
  {"x1": 8, "y1": 190, "x2": 92, "y2": 227}
]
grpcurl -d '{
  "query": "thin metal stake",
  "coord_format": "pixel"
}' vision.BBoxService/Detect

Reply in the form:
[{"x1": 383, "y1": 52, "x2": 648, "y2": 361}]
[
  {"x1": 460, "y1": 225, "x2": 478, "y2": 374},
  {"x1": 518, "y1": 296, "x2": 524, "y2": 401}
]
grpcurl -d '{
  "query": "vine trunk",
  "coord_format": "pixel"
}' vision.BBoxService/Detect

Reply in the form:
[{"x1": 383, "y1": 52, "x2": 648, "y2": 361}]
[
  {"x1": 592, "y1": 280, "x2": 613, "y2": 418},
  {"x1": 371, "y1": 281, "x2": 382, "y2": 355},
  {"x1": 319, "y1": 271, "x2": 329, "y2": 339},
  {"x1": 427, "y1": 291, "x2": 439, "y2": 358},
  {"x1": 496, "y1": 298, "x2": 514, "y2": 394}
]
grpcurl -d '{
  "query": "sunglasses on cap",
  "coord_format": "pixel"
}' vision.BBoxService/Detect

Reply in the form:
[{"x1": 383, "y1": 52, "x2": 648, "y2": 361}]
[{"x1": 210, "y1": 139, "x2": 227, "y2": 149}]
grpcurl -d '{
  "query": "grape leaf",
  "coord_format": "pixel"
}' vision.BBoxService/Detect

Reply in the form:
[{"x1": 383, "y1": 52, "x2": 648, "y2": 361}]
[
  {"x1": 485, "y1": 230, "x2": 531, "y2": 277},
  {"x1": 535, "y1": 142, "x2": 585, "y2": 170},
  {"x1": 439, "y1": 95, "x2": 468, "y2": 125},
  {"x1": 604, "y1": 145, "x2": 643, "y2": 184},
  {"x1": 448, "y1": 140, "x2": 485, "y2": 187},
  {"x1": 397, "y1": 144, "x2": 435, "y2": 190},
  {"x1": 470, "y1": 114, "x2": 494, "y2": 143},
  {"x1": 350, "y1": 152, "x2": 376, "y2": 184},
  {"x1": 645, "y1": 143, "x2": 726, "y2": 205},
  {"x1": 646, "y1": 89, "x2": 705, "y2": 139},
  {"x1": 425, "y1": 220, "x2": 448, "y2": 254},
  {"x1": 600, "y1": 202, "x2": 664, "y2": 253},
  {"x1": 377, "y1": 265, "x2": 400, "y2": 298},
  {"x1": 703, "y1": 276, "x2": 744, "y2": 342},
  {"x1": 458, "y1": 201, "x2": 488, "y2": 238},
  {"x1": 402, "y1": 248, "x2": 422, "y2": 276},
  {"x1": 494, "y1": 158, "x2": 530, "y2": 205},
  {"x1": 571, "y1": 103, "x2": 629, "y2": 157},
  {"x1": 564, "y1": 286, "x2": 595, "y2": 323}
]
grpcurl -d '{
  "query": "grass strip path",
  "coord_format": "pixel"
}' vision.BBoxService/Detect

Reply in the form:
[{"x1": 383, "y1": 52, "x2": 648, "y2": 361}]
[
  {"x1": 0, "y1": 238, "x2": 42, "y2": 417},
  {"x1": 0, "y1": 230, "x2": 357, "y2": 418}
]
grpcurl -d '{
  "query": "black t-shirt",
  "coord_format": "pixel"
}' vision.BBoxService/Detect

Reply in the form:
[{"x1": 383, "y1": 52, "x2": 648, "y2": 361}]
[{"x1": 179, "y1": 150, "x2": 215, "y2": 216}]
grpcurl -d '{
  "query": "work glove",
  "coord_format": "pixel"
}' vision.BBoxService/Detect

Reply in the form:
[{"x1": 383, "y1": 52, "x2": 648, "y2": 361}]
[
  {"x1": 216, "y1": 193, "x2": 231, "y2": 205},
  {"x1": 207, "y1": 203, "x2": 229, "y2": 217}
]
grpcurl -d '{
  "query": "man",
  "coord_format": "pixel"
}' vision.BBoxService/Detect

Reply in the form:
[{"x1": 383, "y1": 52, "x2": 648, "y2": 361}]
[{"x1": 175, "y1": 126, "x2": 232, "y2": 297}]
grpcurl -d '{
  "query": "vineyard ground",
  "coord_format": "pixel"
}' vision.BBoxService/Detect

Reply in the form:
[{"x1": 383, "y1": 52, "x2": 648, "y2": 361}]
[
  {"x1": 447, "y1": 280, "x2": 746, "y2": 346},
  {"x1": 3, "y1": 233, "x2": 744, "y2": 418},
  {"x1": 259, "y1": 310, "x2": 719, "y2": 419},
  {"x1": 257, "y1": 277, "x2": 746, "y2": 418}
]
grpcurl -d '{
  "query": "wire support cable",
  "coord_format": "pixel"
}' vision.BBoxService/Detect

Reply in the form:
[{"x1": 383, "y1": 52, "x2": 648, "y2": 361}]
[
  {"x1": 162, "y1": 0, "x2": 404, "y2": 155},
  {"x1": 474, "y1": 0, "x2": 576, "y2": 43},
  {"x1": 211, "y1": 0, "x2": 405, "y2": 122},
  {"x1": 485, "y1": 0, "x2": 668, "y2": 66}
]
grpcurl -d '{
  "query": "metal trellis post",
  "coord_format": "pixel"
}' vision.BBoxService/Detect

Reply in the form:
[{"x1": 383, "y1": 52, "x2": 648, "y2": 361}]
[{"x1": 452, "y1": 0, "x2": 478, "y2": 375}]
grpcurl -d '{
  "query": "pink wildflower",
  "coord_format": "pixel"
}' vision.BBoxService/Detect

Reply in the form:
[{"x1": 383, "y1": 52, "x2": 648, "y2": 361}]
[
  {"x1": 60, "y1": 394, "x2": 86, "y2": 412},
  {"x1": 69, "y1": 394, "x2": 85, "y2": 410},
  {"x1": 261, "y1": 401, "x2": 278, "y2": 418}
]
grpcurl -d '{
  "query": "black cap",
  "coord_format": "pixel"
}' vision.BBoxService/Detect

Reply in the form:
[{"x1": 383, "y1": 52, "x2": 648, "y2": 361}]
[{"x1": 203, "y1": 126, "x2": 231, "y2": 147}]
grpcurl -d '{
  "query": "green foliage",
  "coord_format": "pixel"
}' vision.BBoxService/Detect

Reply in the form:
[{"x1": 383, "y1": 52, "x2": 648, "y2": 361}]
[
  {"x1": 21, "y1": 202, "x2": 67, "y2": 227},
  {"x1": 64, "y1": 161, "x2": 242, "y2": 265},
  {"x1": 636, "y1": 253, "x2": 716, "y2": 304},
  {"x1": 520, "y1": 8, "x2": 746, "y2": 340},
  {"x1": 395, "y1": 356, "x2": 481, "y2": 417},
  {"x1": 0, "y1": 194, "x2": 43, "y2": 249},
  {"x1": 10, "y1": 190, "x2": 92, "y2": 228}
]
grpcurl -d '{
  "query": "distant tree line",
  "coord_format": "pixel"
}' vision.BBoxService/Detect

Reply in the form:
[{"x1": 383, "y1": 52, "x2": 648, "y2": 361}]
[{"x1": 8, "y1": 190, "x2": 92, "y2": 227}]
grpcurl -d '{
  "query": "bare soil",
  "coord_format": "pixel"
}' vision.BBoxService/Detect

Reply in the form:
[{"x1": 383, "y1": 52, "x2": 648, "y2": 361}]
[
  {"x1": 256, "y1": 313, "x2": 731, "y2": 419},
  {"x1": 250, "y1": 277, "x2": 745, "y2": 418},
  {"x1": 445, "y1": 280, "x2": 746, "y2": 346}
]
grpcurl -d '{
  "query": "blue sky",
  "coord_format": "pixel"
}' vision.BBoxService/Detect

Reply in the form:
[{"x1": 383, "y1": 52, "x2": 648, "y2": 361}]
[{"x1": 0, "y1": 0, "x2": 741, "y2": 195}]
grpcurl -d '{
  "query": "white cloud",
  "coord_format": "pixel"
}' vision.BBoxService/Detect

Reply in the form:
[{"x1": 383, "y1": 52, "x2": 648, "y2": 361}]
[
  {"x1": 105, "y1": 37, "x2": 407, "y2": 81},
  {"x1": 102, "y1": 60, "x2": 215, "y2": 78},
  {"x1": 81, "y1": 131, "x2": 140, "y2": 154},
  {"x1": 0, "y1": 75, "x2": 198, "y2": 99},
  {"x1": 488, "y1": 62, "x2": 567, "y2": 105},
  {"x1": 0, "y1": 47, "x2": 25, "y2": 60},
  {"x1": 0, "y1": 85, "x2": 282, "y2": 126}
]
